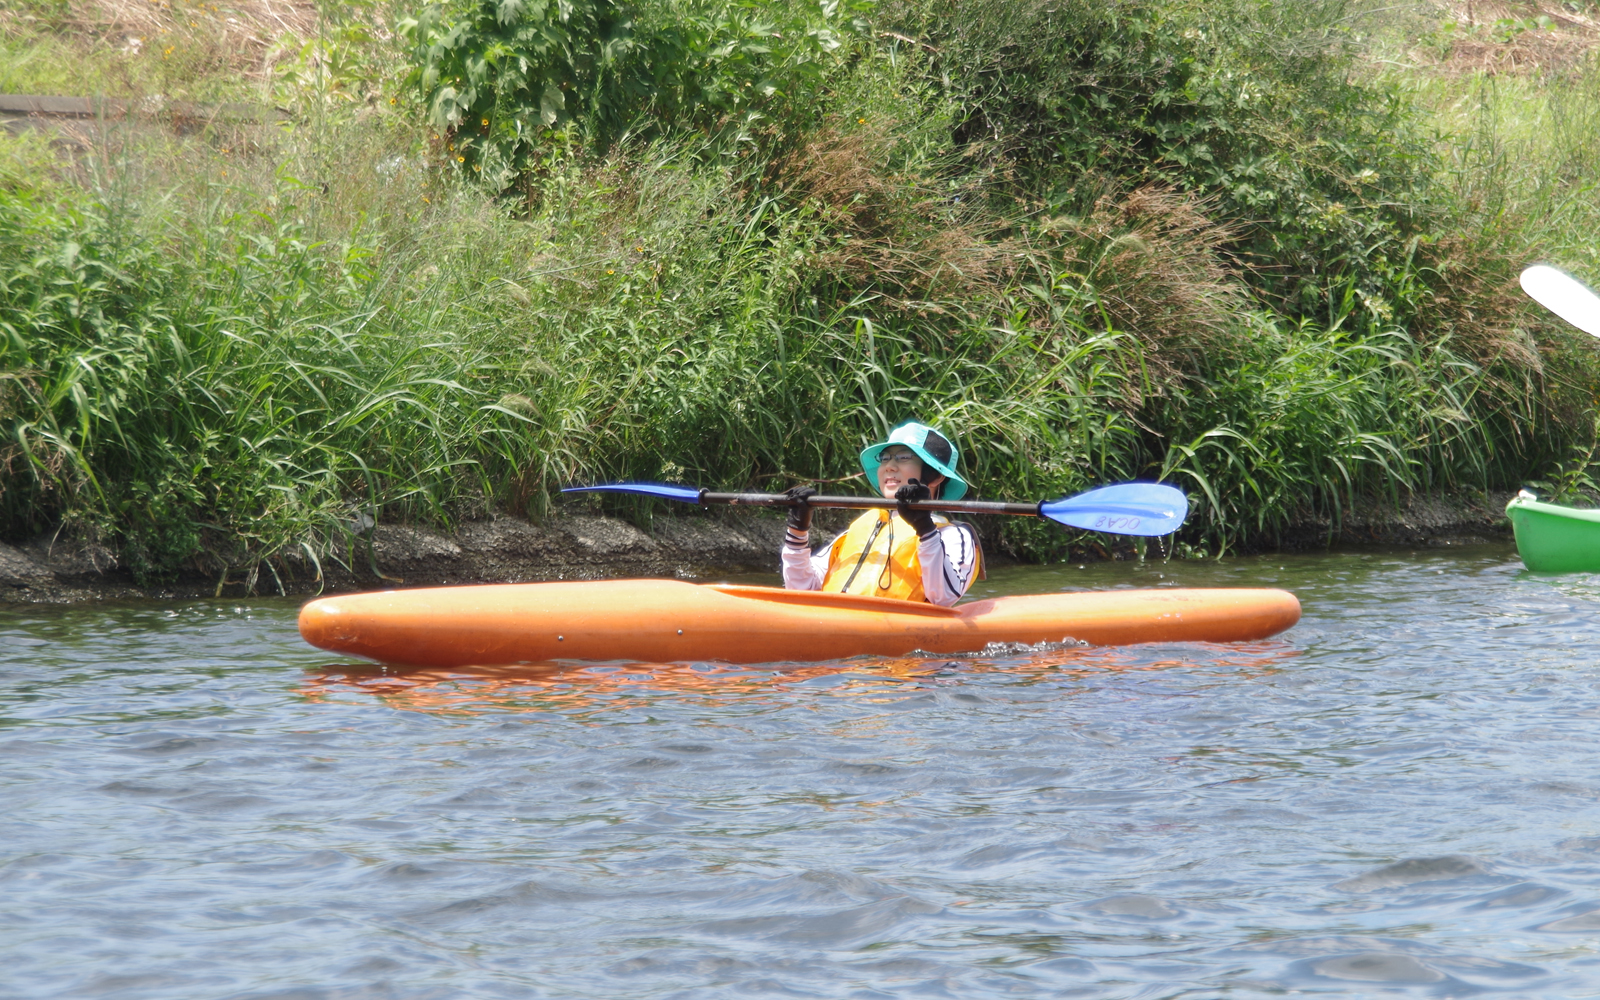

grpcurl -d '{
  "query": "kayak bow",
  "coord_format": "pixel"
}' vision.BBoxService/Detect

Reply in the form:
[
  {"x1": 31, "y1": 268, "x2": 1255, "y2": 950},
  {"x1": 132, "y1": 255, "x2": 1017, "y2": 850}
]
[{"x1": 1507, "y1": 492, "x2": 1600, "y2": 573}]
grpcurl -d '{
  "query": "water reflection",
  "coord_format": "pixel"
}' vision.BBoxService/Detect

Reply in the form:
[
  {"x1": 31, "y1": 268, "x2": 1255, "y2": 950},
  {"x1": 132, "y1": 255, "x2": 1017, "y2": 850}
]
[{"x1": 299, "y1": 641, "x2": 1301, "y2": 717}]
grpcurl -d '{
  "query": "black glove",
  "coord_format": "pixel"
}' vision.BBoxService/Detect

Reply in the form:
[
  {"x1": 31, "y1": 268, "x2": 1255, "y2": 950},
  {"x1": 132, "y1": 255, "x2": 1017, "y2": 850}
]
[
  {"x1": 895, "y1": 479, "x2": 937, "y2": 538},
  {"x1": 784, "y1": 485, "x2": 817, "y2": 535}
]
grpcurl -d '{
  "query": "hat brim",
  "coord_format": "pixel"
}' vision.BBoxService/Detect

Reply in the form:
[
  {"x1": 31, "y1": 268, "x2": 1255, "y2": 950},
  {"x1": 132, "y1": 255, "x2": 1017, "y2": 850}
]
[{"x1": 859, "y1": 441, "x2": 968, "y2": 500}]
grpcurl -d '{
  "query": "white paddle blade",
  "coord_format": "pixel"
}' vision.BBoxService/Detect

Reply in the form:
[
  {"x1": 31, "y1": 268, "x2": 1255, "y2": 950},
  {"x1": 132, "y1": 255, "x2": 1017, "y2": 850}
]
[{"x1": 1521, "y1": 264, "x2": 1600, "y2": 338}]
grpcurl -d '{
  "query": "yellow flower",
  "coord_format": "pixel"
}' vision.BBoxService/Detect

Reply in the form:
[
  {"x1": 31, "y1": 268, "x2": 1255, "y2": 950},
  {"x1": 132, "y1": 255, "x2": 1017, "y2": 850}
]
[
  {"x1": 390, "y1": 97, "x2": 397, "y2": 105},
  {"x1": 607, "y1": 269, "x2": 614, "y2": 275},
  {"x1": 857, "y1": 117, "x2": 865, "y2": 124},
  {"x1": 422, "y1": 196, "x2": 431, "y2": 203},
  {"x1": 456, "y1": 155, "x2": 465, "y2": 162},
  {"x1": 481, "y1": 117, "x2": 488, "y2": 127}
]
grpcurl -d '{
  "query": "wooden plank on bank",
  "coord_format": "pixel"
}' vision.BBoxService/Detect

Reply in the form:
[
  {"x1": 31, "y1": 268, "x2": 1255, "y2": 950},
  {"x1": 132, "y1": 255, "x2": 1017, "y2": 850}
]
[
  {"x1": 0, "y1": 93, "x2": 288, "y2": 123},
  {"x1": 0, "y1": 94, "x2": 96, "y2": 116}
]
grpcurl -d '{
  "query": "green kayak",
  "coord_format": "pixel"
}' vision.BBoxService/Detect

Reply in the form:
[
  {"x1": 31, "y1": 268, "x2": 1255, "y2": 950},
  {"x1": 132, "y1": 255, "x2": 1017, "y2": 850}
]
[{"x1": 1506, "y1": 492, "x2": 1600, "y2": 572}]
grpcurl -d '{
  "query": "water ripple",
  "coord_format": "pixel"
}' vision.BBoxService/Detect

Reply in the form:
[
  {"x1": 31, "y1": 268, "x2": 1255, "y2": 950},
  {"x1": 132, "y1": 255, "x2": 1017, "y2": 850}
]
[{"x1": 6, "y1": 547, "x2": 1600, "y2": 996}]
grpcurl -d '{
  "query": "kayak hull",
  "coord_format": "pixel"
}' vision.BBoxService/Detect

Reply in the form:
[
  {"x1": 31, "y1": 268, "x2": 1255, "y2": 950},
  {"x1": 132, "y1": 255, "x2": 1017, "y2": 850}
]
[
  {"x1": 298, "y1": 579, "x2": 1301, "y2": 668},
  {"x1": 1507, "y1": 495, "x2": 1600, "y2": 572}
]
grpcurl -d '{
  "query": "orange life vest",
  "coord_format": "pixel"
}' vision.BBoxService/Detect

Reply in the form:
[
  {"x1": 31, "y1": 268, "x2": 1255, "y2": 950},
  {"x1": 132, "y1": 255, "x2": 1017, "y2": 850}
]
[{"x1": 821, "y1": 509, "x2": 980, "y2": 603}]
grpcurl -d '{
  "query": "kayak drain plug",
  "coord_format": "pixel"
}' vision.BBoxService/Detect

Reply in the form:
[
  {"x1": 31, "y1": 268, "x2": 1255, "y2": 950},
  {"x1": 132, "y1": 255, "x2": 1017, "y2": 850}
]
[
  {"x1": 677, "y1": 630, "x2": 683, "y2": 635},
  {"x1": 557, "y1": 635, "x2": 563, "y2": 641}
]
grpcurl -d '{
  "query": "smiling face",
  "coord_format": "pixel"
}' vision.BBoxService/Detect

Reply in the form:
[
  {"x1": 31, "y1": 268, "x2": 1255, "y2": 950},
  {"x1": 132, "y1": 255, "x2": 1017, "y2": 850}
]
[{"x1": 875, "y1": 446, "x2": 946, "y2": 500}]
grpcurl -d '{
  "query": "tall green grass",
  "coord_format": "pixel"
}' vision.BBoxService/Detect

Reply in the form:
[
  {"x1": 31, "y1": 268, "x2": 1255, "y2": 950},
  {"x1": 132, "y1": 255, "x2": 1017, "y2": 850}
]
[{"x1": 1414, "y1": 48, "x2": 1600, "y2": 284}]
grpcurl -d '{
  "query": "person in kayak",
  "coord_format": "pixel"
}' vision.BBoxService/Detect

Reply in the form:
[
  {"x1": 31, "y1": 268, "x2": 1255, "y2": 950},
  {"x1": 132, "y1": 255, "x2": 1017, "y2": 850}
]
[{"x1": 781, "y1": 421, "x2": 981, "y2": 606}]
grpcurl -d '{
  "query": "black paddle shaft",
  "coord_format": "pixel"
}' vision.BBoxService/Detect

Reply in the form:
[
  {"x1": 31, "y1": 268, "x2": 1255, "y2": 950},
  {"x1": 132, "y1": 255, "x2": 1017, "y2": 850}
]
[{"x1": 701, "y1": 491, "x2": 1040, "y2": 516}]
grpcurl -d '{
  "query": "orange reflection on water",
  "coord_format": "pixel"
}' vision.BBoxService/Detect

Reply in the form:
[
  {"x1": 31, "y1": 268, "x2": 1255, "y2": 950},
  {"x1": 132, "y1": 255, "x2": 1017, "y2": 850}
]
[{"x1": 297, "y1": 641, "x2": 1299, "y2": 718}]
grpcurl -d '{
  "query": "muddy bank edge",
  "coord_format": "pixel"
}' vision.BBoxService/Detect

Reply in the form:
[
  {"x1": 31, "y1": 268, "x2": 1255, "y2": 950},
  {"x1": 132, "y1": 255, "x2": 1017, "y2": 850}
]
[{"x1": 0, "y1": 491, "x2": 1519, "y2": 604}]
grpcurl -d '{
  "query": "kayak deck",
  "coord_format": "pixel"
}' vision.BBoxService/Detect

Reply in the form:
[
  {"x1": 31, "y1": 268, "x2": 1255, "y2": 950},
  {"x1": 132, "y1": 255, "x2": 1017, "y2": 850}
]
[{"x1": 298, "y1": 579, "x2": 1301, "y2": 668}]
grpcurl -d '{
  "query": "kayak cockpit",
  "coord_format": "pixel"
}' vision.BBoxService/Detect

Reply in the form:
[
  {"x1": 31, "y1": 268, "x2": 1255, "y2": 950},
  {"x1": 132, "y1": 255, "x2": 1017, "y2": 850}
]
[{"x1": 708, "y1": 584, "x2": 962, "y2": 617}]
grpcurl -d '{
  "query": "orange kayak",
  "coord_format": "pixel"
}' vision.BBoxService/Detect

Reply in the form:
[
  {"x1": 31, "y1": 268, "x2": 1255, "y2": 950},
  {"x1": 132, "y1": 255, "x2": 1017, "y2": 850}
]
[{"x1": 298, "y1": 579, "x2": 1301, "y2": 668}]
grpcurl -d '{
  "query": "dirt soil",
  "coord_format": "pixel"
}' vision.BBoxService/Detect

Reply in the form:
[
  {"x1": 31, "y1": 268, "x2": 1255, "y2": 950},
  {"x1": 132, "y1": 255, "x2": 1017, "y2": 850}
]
[
  {"x1": 0, "y1": 510, "x2": 791, "y2": 604},
  {"x1": 1274, "y1": 489, "x2": 1520, "y2": 548}
]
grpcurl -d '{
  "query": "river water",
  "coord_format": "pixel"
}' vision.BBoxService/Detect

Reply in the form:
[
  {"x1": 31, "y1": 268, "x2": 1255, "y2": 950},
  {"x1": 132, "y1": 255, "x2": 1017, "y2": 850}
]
[{"x1": 5, "y1": 545, "x2": 1600, "y2": 998}]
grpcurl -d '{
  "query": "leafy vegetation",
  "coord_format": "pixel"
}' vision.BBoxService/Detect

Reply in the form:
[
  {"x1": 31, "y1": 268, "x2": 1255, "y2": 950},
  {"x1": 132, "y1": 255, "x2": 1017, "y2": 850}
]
[
  {"x1": 1, "y1": 0, "x2": 1599, "y2": 585},
  {"x1": 401, "y1": 0, "x2": 868, "y2": 188}
]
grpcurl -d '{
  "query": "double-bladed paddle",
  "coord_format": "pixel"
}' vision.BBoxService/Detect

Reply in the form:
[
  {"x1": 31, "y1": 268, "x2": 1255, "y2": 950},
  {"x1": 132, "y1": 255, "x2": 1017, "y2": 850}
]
[{"x1": 561, "y1": 481, "x2": 1188, "y2": 536}]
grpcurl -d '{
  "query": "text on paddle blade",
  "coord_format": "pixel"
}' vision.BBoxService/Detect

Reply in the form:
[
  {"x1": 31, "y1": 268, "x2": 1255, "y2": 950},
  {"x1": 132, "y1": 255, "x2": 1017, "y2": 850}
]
[{"x1": 1093, "y1": 515, "x2": 1143, "y2": 532}]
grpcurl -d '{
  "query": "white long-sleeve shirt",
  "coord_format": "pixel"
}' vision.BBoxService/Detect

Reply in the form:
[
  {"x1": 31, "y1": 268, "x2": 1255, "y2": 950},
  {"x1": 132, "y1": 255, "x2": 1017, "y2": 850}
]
[{"x1": 781, "y1": 518, "x2": 980, "y2": 607}]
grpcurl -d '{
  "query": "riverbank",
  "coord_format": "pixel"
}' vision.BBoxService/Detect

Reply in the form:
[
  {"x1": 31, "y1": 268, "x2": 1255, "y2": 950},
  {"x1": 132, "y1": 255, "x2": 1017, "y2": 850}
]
[
  {"x1": 0, "y1": 510, "x2": 792, "y2": 604},
  {"x1": 0, "y1": 490, "x2": 1520, "y2": 604},
  {"x1": 1, "y1": 1, "x2": 1597, "y2": 580}
]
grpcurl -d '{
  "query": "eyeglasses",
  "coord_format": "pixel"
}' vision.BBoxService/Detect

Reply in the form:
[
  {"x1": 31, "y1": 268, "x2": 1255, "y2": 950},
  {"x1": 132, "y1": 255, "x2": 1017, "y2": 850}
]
[{"x1": 877, "y1": 449, "x2": 920, "y2": 467}]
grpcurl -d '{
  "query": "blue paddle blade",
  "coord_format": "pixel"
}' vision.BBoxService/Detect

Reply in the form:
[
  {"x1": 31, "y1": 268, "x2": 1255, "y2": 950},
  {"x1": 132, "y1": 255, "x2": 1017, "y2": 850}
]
[
  {"x1": 1040, "y1": 482, "x2": 1188, "y2": 536},
  {"x1": 560, "y1": 482, "x2": 704, "y2": 503}
]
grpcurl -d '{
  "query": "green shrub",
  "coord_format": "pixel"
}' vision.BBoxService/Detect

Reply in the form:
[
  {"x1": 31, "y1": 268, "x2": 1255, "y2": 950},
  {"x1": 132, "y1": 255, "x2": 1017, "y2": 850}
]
[
  {"x1": 886, "y1": 0, "x2": 1446, "y2": 330},
  {"x1": 401, "y1": 0, "x2": 869, "y2": 188}
]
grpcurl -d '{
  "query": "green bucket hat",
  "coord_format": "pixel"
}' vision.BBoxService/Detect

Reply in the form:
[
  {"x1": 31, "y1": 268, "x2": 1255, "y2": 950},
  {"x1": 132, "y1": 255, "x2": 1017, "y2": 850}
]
[{"x1": 859, "y1": 421, "x2": 968, "y2": 501}]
